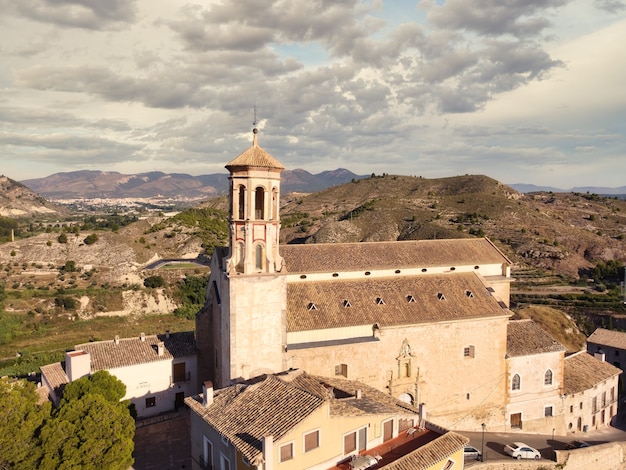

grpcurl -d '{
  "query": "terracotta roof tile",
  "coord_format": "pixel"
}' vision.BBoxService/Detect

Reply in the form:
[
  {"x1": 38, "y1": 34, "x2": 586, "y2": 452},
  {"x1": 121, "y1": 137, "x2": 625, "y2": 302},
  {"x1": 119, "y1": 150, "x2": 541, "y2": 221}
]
[
  {"x1": 287, "y1": 272, "x2": 508, "y2": 332},
  {"x1": 75, "y1": 331, "x2": 196, "y2": 372},
  {"x1": 185, "y1": 371, "x2": 419, "y2": 463},
  {"x1": 382, "y1": 431, "x2": 468, "y2": 470},
  {"x1": 588, "y1": 328, "x2": 626, "y2": 350},
  {"x1": 506, "y1": 320, "x2": 566, "y2": 357},
  {"x1": 225, "y1": 134, "x2": 284, "y2": 171},
  {"x1": 563, "y1": 351, "x2": 622, "y2": 395},
  {"x1": 280, "y1": 238, "x2": 510, "y2": 274},
  {"x1": 40, "y1": 362, "x2": 69, "y2": 398}
]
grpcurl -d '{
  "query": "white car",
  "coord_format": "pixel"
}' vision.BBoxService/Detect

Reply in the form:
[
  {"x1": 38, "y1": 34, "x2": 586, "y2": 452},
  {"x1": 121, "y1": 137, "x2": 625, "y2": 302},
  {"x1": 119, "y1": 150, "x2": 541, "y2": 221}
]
[{"x1": 503, "y1": 442, "x2": 541, "y2": 460}]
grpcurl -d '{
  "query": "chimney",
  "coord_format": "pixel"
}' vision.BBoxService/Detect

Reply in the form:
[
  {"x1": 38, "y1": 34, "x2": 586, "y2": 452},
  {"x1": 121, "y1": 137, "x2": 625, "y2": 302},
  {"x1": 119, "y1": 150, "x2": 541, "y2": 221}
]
[
  {"x1": 262, "y1": 435, "x2": 274, "y2": 470},
  {"x1": 355, "y1": 389, "x2": 362, "y2": 399},
  {"x1": 140, "y1": 332, "x2": 145, "y2": 342},
  {"x1": 419, "y1": 403, "x2": 427, "y2": 428},
  {"x1": 65, "y1": 350, "x2": 91, "y2": 382},
  {"x1": 114, "y1": 335, "x2": 119, "y2": 345},
  {"x1": 202, "y1": 380, "x2": 214, "y2": 407},
  {"x1": 166, "y1": 330, "x2": 170, "y2": 339},
  {"x1": 157, "y1": 341, "x2": 164, "y2": 356},
  {"x1": 595, "y1": 351, "x2": 606, "y2": 362}
]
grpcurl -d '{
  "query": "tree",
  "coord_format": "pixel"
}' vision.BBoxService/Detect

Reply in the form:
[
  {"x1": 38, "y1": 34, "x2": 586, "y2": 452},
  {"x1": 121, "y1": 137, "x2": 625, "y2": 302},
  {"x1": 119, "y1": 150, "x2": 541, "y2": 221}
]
[
  {"x1": 57, "y1": 232, "x2": 68, "y2": 243},
  {"x1": 38, "y1": 371, "x2": 135, "y2": 470},
  {"x1": 0, "y1": 377, "x2": 51, "y2": 468},
  {"x1": 60, "y1": 370, "x2": 126, "y2": 405},
  {"x1": 38, "y1": 394, "x2": 134, "y2": 470}
]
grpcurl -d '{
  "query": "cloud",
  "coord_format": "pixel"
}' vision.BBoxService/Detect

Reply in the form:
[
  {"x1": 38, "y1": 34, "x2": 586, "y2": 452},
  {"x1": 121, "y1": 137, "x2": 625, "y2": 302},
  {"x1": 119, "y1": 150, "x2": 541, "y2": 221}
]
[
  {"x1": 2, "y1": 0, "x2": 137, "y2": 29},
  {"x1": 594, "y1": 0, "x2": 626, "y2": 13}
]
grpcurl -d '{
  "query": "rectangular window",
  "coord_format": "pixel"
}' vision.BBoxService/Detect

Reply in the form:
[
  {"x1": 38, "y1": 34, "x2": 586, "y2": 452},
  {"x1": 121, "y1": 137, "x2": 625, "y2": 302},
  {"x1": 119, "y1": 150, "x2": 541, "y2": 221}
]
[
  {"x1": 464, "y1": 345, "x2": 475, "y2": 358},
  {"x1": 602, "y1": 391, "x2": 607, "y2": 408},
  {"x1": 145, "y1": 396, "x2": 156, "y2": 408},
  {"x1": 173, "y1": 362, "x2": 187, "y2": 383},
  {"x1": 383, "y1": 419, "x2": 393, "y2": 442},
  {"x1": 592, "y1": 397, "x2": 598, "y2": 414},
  {"x1": 344, "y1": 432, "x2": 356, "y2": 454},
  {"x1": 544, "y1": 406, "x2": 553, "y2": 417},
  {"x1": 220, "y1": 454, "x2": 230, "y2": 470},
  {"x1": 304, "y1": 430, "x2": 320, "y2": 453},
  {"x1": 611, "y1": 387, "x2": 616, "y2": 403},
  {"x1": 203, "y1": 436, "x2": 213, "y2": 467},
  {"x1": 335, "y1": 364, "x2": 348, "y2": 378},
  {"x1": 442, "y1": 459, "x2": 455, "y2": 470},
  {"x1": 279, "y1": 443, "x2": 293, "y2": 462},
  {"x1": 398, "y1": 418, "x2": 414, "y2": 432}
]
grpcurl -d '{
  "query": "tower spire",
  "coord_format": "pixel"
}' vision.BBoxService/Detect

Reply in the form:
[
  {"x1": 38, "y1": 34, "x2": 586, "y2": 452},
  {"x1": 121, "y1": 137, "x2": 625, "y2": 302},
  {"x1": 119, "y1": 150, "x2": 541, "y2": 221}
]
[{"x1": 252, "y1": 104, "x2": 258, "y2": 147}]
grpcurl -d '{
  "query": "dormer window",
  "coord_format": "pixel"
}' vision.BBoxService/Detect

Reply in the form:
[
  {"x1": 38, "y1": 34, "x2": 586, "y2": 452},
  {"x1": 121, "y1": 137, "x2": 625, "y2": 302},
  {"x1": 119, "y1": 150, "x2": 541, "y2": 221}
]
[
  {"x1": 343, "y1": 300, "x2": 351, "y2": 308},
  {"x1": 437, "y1": 293, "x2": 446, "y2": 301},
  {"x1": 465, "y1": 290, "x2": 474, "y2": 298},
  {"x1": 307, "y1": 302, "x2": 317, "y2": 311},
  {"x1": 376, "y1": 297, "x2": 385, "y2": 305},
  {"x1": 407, "y1": 295, "x2": 416, "y2": 303}
]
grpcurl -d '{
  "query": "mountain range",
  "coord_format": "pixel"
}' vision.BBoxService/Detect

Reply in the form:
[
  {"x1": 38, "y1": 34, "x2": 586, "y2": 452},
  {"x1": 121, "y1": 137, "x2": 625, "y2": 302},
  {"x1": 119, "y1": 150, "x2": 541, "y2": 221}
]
[{"x1": 21, "y1": 169, "x2": 364, "y2": 200}]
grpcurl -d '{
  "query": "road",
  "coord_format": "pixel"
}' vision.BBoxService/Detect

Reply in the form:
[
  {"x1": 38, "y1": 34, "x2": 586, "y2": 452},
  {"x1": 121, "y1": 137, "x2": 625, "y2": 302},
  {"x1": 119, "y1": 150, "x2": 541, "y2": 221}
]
[{"x1": 462, "y1": 417, "x2": 626, "y2": 465}]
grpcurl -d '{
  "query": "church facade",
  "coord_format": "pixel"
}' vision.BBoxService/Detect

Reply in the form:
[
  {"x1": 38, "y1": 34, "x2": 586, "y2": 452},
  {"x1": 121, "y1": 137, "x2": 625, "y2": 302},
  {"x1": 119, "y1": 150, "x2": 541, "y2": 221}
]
[{"x1": 195, "y1": 128, "x2": 617, "y2": 434}]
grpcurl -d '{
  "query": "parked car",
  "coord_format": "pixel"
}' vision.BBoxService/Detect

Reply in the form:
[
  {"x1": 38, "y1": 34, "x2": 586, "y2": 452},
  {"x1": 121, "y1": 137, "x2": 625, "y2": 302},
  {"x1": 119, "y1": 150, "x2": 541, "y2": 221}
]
[
  {"x1": 504, "y1": 442, "x2": 541, "y2": 460},
  {"x1": 566, "y1": 440, "x2": 590, "y2": 449},
  {"x1": 464, "y1": 445, "x2": 482, "y2": 460}
]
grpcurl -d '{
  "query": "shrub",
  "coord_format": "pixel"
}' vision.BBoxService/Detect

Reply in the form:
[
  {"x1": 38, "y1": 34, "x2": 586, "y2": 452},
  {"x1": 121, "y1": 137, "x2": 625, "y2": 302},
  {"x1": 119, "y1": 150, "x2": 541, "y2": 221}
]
[
  {"x1": 83, "y1": 233, "x2": 98, "y2": 245},
  {"x1": 143, "y1": 275, "x2": 165, "y2": 288}
]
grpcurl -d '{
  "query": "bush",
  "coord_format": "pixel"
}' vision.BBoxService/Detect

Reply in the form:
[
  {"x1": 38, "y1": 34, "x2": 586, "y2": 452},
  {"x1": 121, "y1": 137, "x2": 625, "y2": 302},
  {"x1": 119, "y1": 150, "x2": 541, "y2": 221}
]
[
  {"x1": 57, "y1": 233, "x2": 68, "y2": 244},
  {"x1": 143, "y1": 276, "x2": 165, "y2": 288},
  {"x1": 83, "y1": 233, "x2": 98, "y2": 245}
]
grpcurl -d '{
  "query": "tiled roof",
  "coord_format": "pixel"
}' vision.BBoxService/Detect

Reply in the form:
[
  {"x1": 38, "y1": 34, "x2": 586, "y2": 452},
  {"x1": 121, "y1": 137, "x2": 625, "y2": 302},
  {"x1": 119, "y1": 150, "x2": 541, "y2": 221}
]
[
  {"x1": 186, "y1": 372, "x2": 325, "y2": 463},
  {"x1": 185, "y1": 370, "x2": 419, "y2": 463},
  {"x1": 506, "y1": 320, "x2": 566, "y2": 357},
  {"x1": 563, "y1": 351, "x2": 622, "y2": 395},
  {"x1": 75, "y1": 331, "x2": 196, "y2": 372},
  {"x1": 287, "y1": 272, "x2": 509, "y2": 332},
  {"x1": 280, "y1": 238, "x2": 510, "y2": 274},
  {"x1": 225, "y1": 132, "x2": 284, "y2": 171},
  {"x1": 587, "y1": 328, "x2": 626, "y2": 350},
  {"x1": 40, "y1": 362, "x2": 69, "y2": 397},
  {"x1": 381, "y1": 431, "x2": 468, "y2": 470}
]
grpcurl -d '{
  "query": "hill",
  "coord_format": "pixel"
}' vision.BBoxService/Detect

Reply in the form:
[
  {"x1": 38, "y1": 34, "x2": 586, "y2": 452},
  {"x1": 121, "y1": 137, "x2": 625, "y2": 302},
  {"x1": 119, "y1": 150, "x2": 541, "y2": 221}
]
[
  {"x1": 278, "y1": 174, "x2": 626, "y2": 278},
  {"x1": 21, "y1": 168, "x2": 363, "y2": 200},
  {"x1": 0, "y1": 176, "x2": 65, "y2": 218}
]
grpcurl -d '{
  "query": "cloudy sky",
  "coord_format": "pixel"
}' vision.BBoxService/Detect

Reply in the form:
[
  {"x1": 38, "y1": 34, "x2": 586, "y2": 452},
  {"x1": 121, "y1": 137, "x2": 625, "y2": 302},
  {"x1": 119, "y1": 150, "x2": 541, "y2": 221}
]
[{"x1": 1, "y1": 0, "x2": 624, "y2": 188}]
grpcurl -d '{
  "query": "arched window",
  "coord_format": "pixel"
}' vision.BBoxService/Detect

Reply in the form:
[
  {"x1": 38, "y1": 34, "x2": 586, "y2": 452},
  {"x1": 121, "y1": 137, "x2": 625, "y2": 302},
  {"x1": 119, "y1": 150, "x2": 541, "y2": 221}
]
[
  {"x1": 255, "y1": 187, "x2": 265, "y2": 219},
  {"x1": 544, "y1": 369, "x2": 553, "y2": 386},
  {"x1": 255, "y1": 245, "x2": 263, "y2": 270},
  {"x1": 271, "y1": 187, "x2": 278, "y2": 220},
  {"x1": 512, "y1": 374, "x2": 521, "y2": 391},
  {"x1": 238, "y1": 185, "x2": 246, "y2": 219},
  {"x1": 236, "y1": 242, "x2": 244, "y2": 271}
]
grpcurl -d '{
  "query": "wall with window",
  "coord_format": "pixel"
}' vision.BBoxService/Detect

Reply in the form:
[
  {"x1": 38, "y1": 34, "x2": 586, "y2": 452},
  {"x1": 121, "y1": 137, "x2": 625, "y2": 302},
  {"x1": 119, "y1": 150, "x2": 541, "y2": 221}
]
[
  {"x1": 505, "y1": 350, "x2": 564, "y2": 434},
  {"x1": 288, "y1": 315, "x2": 509, "y2": 432},
  {"x1": 563, "y1": 376, "x2": 619, "y2": 434},
  {"x1": 107, "y1": 355, "x2": 197, "y2": 418}
]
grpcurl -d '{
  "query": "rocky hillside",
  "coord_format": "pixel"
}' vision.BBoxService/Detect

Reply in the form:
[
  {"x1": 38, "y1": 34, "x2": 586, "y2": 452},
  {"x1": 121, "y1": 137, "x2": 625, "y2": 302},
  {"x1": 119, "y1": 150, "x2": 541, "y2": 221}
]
[
  {"x1": 0, "y1": 176, "x2": 65, "y2": 218},
  {"x1": 279, "y1": 174, "x2": 626, "y2": 278}
]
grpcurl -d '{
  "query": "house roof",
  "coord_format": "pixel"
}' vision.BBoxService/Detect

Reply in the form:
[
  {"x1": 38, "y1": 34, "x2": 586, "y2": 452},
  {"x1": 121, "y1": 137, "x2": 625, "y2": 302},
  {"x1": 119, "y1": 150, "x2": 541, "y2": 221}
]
[
  {"x1": 185, "y1": 370, "x2": 419, "y2": 463},
  {"x1": 587, "y1": 328, "x2": 626, "y2": 350},
  {"x1": 287, "y1": 272, "x2": 509, "y2": 332},
  {"x1": 280, "y1": 238, "x2": 510, "y2": 274},
  {"x1": 381, "y1": 431, "x2": 469, "y2": 470},
  {"x1": 563, "y1": 351, "x2": 622, "y2": 395},
  {"x1": 225, "y1": 130, "x2": 284, "y2": 171},
  {"x1": 506, "y1": 319, "x2": 566, "y2": 357},
  {"x1": 40, "y1": 362, "x2": 69, "y2": 398},
  {"x1": 75, "y1": 331, "x2": 196, "y2": 372}
]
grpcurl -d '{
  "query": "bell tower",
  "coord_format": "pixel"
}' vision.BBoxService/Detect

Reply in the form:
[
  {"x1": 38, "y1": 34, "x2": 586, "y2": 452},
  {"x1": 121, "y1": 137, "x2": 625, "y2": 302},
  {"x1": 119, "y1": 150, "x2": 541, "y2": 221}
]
[
  {"x1": 224, "y1": 127, "x2": 284, "y2": 275},
  {"x1": 199, "y1": 127, "x2": 288, "y2": 388}
]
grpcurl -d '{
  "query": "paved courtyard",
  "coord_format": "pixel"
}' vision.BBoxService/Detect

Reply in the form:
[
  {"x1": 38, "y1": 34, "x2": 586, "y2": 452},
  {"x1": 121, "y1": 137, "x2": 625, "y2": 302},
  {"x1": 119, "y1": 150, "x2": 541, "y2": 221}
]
[{"x1": 132, "y1": 409, "x2": 192, "y2": 470}]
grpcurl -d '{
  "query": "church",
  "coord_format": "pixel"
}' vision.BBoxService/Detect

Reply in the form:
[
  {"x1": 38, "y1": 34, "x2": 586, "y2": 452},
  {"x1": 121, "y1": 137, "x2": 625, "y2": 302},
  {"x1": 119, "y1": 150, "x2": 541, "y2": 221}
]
[{"x1": 195, "y1": 128, "x2": 619, "y2": 434}]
